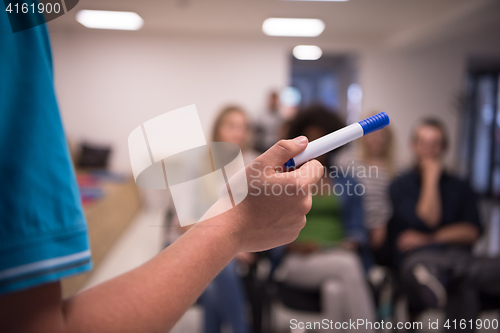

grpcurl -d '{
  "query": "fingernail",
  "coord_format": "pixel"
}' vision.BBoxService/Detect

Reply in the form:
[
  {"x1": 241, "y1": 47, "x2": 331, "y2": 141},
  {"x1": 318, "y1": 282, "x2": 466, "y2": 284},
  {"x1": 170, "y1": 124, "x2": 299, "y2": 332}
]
[{"x1": 294, "y1": 136, "x2": 308, "y2": 145}]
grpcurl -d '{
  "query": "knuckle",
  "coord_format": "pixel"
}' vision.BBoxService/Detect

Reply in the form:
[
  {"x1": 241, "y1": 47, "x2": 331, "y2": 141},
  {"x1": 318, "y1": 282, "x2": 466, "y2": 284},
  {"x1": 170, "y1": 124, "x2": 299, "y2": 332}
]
[
  {"x1": 301, "y1": 216, "x2": 307, "y2": 228},
  {"x1": 308, "y1": 160, "x2": 324, "y2": 179},
  {"x1": 298, "y1": 174, "x2": 313, "y2": 187},
  {"x1": 290, "y1": 218, "x2": 306, "y2": 242},
  {"x1": 276, "y1": 139, "x2": 291, "y2": 152},
  {"x1": 306, "y1": 195, "x2": 313, "y2": 209},
  {"x1": 313, "y1": 160, "x2": 324, "y2": 175},
  {"x1": 300, "y1": 196, "x2": 312, "y2": 214}
]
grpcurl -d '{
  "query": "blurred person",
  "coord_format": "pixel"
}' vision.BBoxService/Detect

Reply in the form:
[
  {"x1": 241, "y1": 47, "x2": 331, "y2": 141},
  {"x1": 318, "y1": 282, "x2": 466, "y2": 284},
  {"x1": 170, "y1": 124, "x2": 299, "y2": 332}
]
[
  {"x1": 385, "y1": 118, "x2": 483, "y2": 332},
  {"x1": 337, "y1": 112, "x2": 396, "y2": 250},
  {"x1": 212, "y1": 105, "x2": 259, "y2": 165},
  {"x1": 254, "y1": 91, "x2": 284, "y2": 153},
  {"x1": 165, "y1": 106, "x2": 258, "y2": 231},
  {"x1": 0, "y1": 10, "x2": 325, "y2": 333},
  {"x1": 199, "y1": 106, "x2": 259, "y2": 333},
  {"x1": 275, "y1": 106, "x2": 376, "y2": 333}
]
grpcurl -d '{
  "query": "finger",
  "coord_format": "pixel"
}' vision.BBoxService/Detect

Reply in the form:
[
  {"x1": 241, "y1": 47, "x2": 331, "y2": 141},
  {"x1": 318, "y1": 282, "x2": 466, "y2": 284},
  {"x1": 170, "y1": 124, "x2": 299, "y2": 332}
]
[
  {"x1": 291, "y1": 159, "x2": 324, "y2": 185},
  {"x1": 258, "y1": 137, "x2": 308, "y2": 168}
]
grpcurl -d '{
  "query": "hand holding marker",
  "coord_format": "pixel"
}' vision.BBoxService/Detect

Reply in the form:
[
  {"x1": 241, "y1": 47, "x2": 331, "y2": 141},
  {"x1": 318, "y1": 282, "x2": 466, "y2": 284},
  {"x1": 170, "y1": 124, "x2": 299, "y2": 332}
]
[{"x1": 284, "y1": 112, "x2": 390, "y2": 169}]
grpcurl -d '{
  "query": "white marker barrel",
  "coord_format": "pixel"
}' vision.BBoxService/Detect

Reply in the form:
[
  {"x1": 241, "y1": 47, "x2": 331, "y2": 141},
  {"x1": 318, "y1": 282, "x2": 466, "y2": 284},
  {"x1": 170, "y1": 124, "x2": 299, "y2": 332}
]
[{"x1": 284, "y1": 112, "x2": 390, "y2": 168}]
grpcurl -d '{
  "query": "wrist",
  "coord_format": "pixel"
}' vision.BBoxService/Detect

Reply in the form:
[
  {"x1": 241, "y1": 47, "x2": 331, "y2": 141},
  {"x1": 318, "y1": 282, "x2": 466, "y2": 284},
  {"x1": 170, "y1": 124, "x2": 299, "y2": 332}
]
[
  {"x1": 422, "y1": 170, "x2": 440, "y2": 182},
  {"x1": 193, "y1": 210, "x2": 243, "y2": 256},
  {"x1": 428, "y1": 232, "x2": 438, "y2": 245}
]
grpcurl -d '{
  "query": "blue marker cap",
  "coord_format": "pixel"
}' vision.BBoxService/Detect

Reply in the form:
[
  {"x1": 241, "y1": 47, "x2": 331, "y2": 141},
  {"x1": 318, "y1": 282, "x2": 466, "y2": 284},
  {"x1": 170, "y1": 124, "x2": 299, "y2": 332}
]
[
  {"x1": 284, "y1": 158, "x2": 295, "y2": 169},
  {"x1": 358, "y1": 112, "x2": 390, "y2": 135}
]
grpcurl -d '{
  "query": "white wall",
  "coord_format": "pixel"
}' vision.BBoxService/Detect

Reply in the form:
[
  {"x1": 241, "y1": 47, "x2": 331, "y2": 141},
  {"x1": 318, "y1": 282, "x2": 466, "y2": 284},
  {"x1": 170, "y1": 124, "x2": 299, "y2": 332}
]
[
  {"x1": 50, "y1": 31, "x2": 289, "y2": 172},
  {"x1": 360, "y1": 47, "x2": 465, "y2": 167},
  {"x1": 49, "y1": 28, "x2": 500, "y2": 173},
  {"x1": 360, "y1": 33, "x2": 500, "y2": 168}
]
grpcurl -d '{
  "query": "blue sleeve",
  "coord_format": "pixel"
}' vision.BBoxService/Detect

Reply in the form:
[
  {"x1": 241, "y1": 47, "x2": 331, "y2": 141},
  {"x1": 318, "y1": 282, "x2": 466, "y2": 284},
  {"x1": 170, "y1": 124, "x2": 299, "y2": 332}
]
[
  {"x1": 0, "y1": 11, "x2": 92, "y2": 295},
  {"x1": 338, "y1": 176, "x2": 368, "y2": 247}
]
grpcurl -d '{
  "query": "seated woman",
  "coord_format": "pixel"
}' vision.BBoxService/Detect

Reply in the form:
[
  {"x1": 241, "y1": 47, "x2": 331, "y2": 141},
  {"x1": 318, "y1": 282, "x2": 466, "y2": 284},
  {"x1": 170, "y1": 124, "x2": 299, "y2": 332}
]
[
  {"x1": 165, "y1": 106, "x2": 258, "y2": 333},
  {"x1": 198, "y1": 106, "x2": 258, "y2": 333},
  {"x1": 275, "y1": 105, "x2": 376, "y2": 332},
  {"x1": 335, "y1": 112, "x2": 397, "y2": 251}
]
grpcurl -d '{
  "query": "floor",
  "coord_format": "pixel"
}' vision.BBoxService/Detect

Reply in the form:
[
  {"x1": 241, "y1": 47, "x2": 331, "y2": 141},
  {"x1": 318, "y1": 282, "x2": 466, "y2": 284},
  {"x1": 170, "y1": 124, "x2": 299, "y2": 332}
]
[
  {"x1": 81, "y1": 208, "x2": 499, "y2": 333},
  {"x1": 82, "y1": 208, "x2": 165, "y2": 289},
  {"x1": 81, "y1": 207, "x2": 202, "y2": 333}
]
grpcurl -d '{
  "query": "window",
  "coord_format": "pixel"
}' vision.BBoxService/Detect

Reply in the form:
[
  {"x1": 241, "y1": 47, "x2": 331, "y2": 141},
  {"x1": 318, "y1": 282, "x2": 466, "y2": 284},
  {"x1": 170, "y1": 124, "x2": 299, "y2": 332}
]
[
  {"x1": 290, "y1": 55, "x2": 360, "y2": 122},
  {"x1": 462, "y1": 68, "x2": 500, "y2": 197}
]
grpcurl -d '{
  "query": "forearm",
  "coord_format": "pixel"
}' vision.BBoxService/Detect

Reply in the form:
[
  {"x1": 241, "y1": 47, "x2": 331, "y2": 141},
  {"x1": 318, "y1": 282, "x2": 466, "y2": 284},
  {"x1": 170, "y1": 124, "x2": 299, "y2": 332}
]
[
  {"x1": 416, "y1": 177, "x2": 441, "y2": 227},
  {"x1": 62, "y1": 216, "x2": 238, "y2": 333},
  {"x1": 431, "y1": 223, "x2": 479, "y2": 246},
  {"x1": 0, "y1": 137, "x2": 322, "y2": 333}
]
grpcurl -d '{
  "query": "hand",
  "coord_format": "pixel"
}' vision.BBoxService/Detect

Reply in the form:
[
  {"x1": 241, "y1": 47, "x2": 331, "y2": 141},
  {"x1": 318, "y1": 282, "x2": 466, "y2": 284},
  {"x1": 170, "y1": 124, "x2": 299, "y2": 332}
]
[
  {"x1": 416, "y1": 158, "x2": 443, "y2": 227},
  {"x1": 397, "y1": 229, "x2": 433, "y2": 252},
  {"x1": 370, "y1": 226, "x2": 386, "y2": 249},
  {"x1": 420, "y1": 158, "x2": 442, "y2": 181},
  {"x1": 235, "y1": 252, "x2": 257, "y2": 265},
  {"x1": 196, "y1": 137, "x2": 324, "y2": 253}
]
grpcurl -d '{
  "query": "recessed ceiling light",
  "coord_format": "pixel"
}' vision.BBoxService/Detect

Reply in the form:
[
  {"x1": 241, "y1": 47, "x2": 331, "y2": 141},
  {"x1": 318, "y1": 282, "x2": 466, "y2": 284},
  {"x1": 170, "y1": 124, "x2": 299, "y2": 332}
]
[
  {"x1": 76, "y1": 10, "x2": 144, "y2": 31},
  {"x1": 293, "y1": 45, "x2": 323, "y2": 60},
  {"x1": 262, "y1": 18, "x2": 325, "y2": 37}
]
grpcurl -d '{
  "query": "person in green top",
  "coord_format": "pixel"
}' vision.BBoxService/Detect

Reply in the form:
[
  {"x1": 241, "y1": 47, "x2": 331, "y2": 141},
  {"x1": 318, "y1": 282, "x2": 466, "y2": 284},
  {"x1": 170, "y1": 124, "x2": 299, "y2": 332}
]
[
  {"x1": 276, "y1": 106, "x2": 376, "y2": 332},
  {"x1": 294, "y1": 186, "x2": 344, "y2": 248}
]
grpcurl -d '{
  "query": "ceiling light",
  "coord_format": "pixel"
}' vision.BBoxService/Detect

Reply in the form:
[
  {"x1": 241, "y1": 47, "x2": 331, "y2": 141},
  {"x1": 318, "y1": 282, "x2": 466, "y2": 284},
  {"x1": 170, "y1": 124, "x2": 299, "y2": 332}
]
[
  {"x1": 293, "y1": 45, "x2": 323, "y2": 60},
  {"x1": 262, "y1": 18, "x2": 325, "y2": 37},
  {"x1": 76, "y1": 10, "x2": 144, "y2": 31}
]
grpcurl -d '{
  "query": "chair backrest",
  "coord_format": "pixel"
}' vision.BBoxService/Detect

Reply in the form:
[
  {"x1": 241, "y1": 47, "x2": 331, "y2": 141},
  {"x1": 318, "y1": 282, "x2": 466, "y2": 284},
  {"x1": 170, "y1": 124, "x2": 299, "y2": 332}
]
[
  {"x1": 474, "y1": 199, "x2": 500, "y2": 257},
  {"x1": 278, "y1": 283, "x2": 322, "y2": 313}
]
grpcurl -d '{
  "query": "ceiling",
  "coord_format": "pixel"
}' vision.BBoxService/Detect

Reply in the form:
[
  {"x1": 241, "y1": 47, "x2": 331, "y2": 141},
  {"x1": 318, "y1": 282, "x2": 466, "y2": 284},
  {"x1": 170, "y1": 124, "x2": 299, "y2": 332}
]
[{"x1": 50, "y1": 0, "x2": 500, "y2": 48}]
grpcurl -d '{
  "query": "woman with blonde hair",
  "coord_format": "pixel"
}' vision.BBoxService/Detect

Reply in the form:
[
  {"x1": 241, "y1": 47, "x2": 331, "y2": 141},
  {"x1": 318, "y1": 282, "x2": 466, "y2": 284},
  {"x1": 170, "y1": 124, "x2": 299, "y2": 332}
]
[
  {"x1": 211, "y1": 105, "x2": 259, "y2": 165},
  {"x1": 337, "y1": 111, "x2": 397, "y2": 250},
  {"x1": 165, "y1": 105, "x2": 257, "y2": 333},
  {"x1": 200, "y1": 105, "x2": 258, "y2": 333}
]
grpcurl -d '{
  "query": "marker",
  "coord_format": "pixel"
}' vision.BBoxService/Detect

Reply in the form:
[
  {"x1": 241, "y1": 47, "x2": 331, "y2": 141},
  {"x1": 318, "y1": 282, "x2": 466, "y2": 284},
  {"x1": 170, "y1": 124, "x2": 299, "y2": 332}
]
[{"x1": 284, "y1": 112, "x2": 390, "y2": 169}]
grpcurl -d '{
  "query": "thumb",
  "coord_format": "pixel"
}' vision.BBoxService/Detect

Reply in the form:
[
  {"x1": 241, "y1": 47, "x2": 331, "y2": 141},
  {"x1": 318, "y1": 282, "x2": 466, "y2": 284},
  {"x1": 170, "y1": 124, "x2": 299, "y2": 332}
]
[{"x1": 258, "y1": 136, "x2": 308, "y2": 168}]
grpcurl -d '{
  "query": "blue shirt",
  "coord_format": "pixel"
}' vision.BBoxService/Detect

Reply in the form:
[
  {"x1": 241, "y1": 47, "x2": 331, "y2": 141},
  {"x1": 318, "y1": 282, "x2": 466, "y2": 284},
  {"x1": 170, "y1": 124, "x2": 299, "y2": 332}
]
[{"x1": 0, "y1": 9, "x2": 92, "y2": 295}]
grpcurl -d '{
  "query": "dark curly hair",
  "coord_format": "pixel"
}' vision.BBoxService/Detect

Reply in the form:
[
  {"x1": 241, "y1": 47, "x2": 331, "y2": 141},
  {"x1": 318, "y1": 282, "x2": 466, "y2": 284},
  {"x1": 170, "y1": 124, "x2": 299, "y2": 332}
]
[{"x1": 287, "y1": 104, "x2": 345, "y2": 166}]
